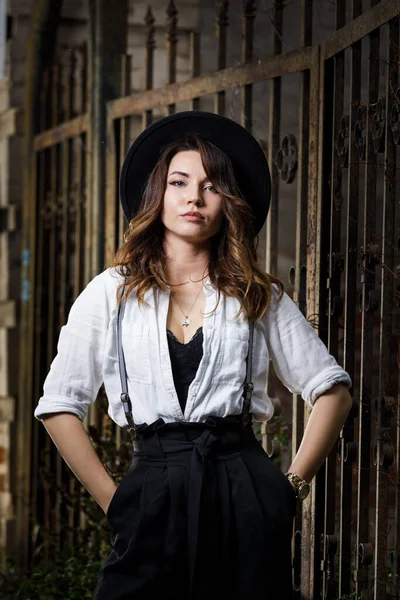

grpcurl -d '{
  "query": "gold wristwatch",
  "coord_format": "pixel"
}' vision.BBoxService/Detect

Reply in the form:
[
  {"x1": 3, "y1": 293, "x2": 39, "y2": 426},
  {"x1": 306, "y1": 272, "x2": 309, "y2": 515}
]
[{"x1": 286, "y1": 472, "x2": 310, "y2": 502}]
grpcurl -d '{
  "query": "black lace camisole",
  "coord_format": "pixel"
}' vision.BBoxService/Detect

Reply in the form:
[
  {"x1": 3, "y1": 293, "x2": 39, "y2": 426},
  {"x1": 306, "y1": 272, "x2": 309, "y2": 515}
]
[{"x1": 166, "y1": 326, "x2": 204, "y2": 413}]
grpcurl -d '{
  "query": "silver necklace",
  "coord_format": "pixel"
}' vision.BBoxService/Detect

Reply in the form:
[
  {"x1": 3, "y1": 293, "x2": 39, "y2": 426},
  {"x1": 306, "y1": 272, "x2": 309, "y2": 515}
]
[{"x1": 171, "y1": 286, "x2": 203, "y2": 327}]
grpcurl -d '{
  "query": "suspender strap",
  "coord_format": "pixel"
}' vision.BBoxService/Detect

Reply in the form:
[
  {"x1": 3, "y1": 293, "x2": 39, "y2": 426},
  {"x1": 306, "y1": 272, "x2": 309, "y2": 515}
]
[
  {"x1": 241, "y1": 322, "x2": 254, "y2": 427},
  {"x1": 116, "y1": 284, "x2": 137, "y2": 441},
  {"x1": 116, "y1": 283, "x2": 255, "y2": 433}
]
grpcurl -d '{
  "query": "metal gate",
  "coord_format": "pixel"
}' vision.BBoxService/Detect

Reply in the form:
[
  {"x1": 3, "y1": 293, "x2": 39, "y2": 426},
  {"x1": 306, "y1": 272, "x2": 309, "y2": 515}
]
[{"x1": 19, "y1": 0, "x2": 400, "y2": 597}]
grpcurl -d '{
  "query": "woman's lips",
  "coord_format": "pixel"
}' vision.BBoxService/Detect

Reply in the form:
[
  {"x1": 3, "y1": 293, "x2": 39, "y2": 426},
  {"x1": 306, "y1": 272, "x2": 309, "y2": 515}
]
[{"x1": 181, "y1": 215, "x2": 204, "y2": 222}]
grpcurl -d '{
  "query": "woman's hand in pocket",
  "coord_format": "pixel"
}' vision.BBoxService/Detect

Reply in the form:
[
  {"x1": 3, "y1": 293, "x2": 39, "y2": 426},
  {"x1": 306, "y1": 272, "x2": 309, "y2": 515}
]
[{"x1": 100, "y1": 482, "x2": 118, "y2": 516}]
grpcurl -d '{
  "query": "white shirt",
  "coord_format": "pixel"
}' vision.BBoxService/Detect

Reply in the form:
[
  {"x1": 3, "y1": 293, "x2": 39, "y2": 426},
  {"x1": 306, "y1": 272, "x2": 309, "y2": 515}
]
[{"x1": 34, "y1": 267, "x2": 352, "y2": 427}]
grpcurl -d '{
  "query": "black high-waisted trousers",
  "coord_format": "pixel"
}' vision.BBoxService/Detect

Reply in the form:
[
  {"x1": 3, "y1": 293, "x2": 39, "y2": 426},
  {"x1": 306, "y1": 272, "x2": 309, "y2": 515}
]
[{"x1": 92, "y1": 415, "x2": 296, "y2": 600}]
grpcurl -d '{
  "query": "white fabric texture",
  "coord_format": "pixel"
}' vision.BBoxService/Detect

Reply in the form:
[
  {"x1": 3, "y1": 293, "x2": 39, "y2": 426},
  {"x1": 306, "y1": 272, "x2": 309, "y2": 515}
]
[{"x1": 34, "y1": 267, "x2": 352, "y2": 427}]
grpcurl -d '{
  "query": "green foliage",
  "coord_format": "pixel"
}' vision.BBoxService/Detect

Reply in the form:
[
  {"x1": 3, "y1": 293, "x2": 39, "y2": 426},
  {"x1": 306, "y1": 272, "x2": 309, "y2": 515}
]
[
  {"x1": 0, "y1": 419, "x2": 133, "y2": 599},
  {"x1": 1, "y1": 545, "x2": 103, "y2": 600}
]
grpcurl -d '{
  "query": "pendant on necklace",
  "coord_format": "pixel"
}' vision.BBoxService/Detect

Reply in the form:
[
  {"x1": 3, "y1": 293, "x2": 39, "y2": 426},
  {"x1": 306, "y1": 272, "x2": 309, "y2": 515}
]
[{"x1": 182, "y1": 317, "x2": 190, "y2": 327}]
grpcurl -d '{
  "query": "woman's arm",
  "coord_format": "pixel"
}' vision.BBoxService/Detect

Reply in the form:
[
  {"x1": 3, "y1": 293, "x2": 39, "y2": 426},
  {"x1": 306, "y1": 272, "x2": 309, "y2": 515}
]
[
  {"x1": 41, "y1": 412, "x2": 117, "y2": 514},
  {"x1": 288, "y1": 383, "x2": 353, "y2": 482}
]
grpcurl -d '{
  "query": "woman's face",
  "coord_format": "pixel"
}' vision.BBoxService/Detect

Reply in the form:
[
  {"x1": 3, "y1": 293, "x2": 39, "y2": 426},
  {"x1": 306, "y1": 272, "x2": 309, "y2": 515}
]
[{"x1": 161, "y1": 150, "x2": 224, "y2": 244}]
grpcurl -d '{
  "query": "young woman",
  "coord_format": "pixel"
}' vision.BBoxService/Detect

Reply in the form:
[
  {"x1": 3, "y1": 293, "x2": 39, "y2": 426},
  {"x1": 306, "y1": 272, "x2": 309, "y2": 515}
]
[{"x1": 34, "y1": 111, "x2": 352, "y2": 599}]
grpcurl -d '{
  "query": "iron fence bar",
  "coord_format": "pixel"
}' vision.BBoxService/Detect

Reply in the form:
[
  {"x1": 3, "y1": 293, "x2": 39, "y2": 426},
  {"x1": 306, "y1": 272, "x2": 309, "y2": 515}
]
[
  {"x1": 143, "y1": 7, "x2": 155, "y2": 130},
  {"x1": 104, "y1": 56, "x2": 130, "y2": 269},
  {"x1": 323, "y1": 4, "x2": 345, "y2": 597},
  {"x1": 72, "y1": 47, "x2": 88, "y2": 539},
  {"x1": 322, "y1": 0, "x2": 400, "y2": 60},
  {"x1": 108, "y1": 46, "x2": 313, "y2": 121},
  {"x1": 302, "y1": 42, "x2": 321, "y2": 599},
  {"x1": 72, "y1": 45, "x2": 87, "y2": 300},
  {"x1": 354, "y1": 8, "x2": 380, "y2": 596},
  {"x1": 395, "y1": 345, "x2": 400, "y2": 595},
  {"x1": 166, "y1": 0, "x2": 178, "y2": 115},
  {"x1": 338, "y1": 0, "x2": 362, "y2": 595},
  {"x1": 41, "y1": 64, "x2": 60, "y2": 563},
  {"x1": 189, "y1": 31, "x2": 200, "y2": 112},
  {"x1": 30, "y1": 62, "x2": 50, "y2": 563},
  {"x1": 241, "y1": 0, "x2": 256, "y2": 131},
  {"x1": 321, "y1": 32, "x2": 343, "y2": 598},
  {"x1": 373, "y1": 16, "x2": 398, "y2": 599},
  {"x1": 265, "y1": 0, "x2": 282, "y2": 278},
  {"x1": 261, "y1": 0, "x2": 283, "y2": 480},
  {"x1": 292, "y1": 2, "x2": 312, "y2": 596},
  {"x1": 52, "y1": 62, "x2": 65, "y2": 554},
  {"x1": 55, "y1": 54, "x2": 74, "y2": 552},
  {"x1": 214, "y1": 0, "x2": 229, "y2": 115},
  {"x1": 119, "y1": 55, "x2": 131, "y2": 250},
  {"x1": 34, "y1": 114, "x2": 89, "y2": 152},
  {"x1": 105, "y1": 114, "x2": 118, "y2": 270}
]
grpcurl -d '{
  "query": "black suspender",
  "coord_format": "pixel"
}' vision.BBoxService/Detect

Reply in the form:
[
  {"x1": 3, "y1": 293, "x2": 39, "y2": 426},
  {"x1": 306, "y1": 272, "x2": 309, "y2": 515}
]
[{"x1": 116, "y1": 285, "x2": 255, "y2": 436}]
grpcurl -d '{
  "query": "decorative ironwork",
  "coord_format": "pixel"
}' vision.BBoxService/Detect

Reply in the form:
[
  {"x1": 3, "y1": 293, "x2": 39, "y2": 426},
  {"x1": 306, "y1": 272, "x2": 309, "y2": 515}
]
[
  {"x1": 276, "y1": 134, "x2": 298, "y2": 183},
  {"x1": 336, "y1": 115, "x2": 349, "y2": 168},
  {"x1": 41, "y1": 194, "x2": 56, "y2": 230},
  {"x1": 216, "y1": 0, "x2": 229, "y2": 29},
  {"x1": 166, "y1": 0, "x2": 178, "y2": 69},
  {"x1": 320, "y1": 534, "x2": 337, "y2": 598},
  {"x1": 22, "y1": 5, "x2": 400, "y2": 600},
  {"x1": 56, "y1": 194, "x2": 64, "y2": 229},
  {"x1": 390, "y1": 86, "x2": 400, "y2": 145},
  {"x1": 354, "y1": 104, "x2": 367, "y2": 160},
  {"x1": 145, "y1": 6, "x2": 156, "y2": 53},
  {"x1": 329, "y1": 156, "x2": 343, "y2": 211},
  {"x1": 371, "y1": 98, "x2": 385, "y2": 153}
]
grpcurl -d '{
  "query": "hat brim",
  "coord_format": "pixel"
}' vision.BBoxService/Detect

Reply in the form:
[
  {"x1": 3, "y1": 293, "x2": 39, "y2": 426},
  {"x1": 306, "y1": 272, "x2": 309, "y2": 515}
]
[{"x1": 119, "y1": 111, "x2": 270, "y2": 235}]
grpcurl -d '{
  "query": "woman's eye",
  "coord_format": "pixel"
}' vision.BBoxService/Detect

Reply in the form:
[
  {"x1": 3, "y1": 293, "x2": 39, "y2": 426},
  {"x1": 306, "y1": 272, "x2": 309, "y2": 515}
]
[
  {"x1": 205, "y1": 185, "x2": 217, "y2": 193},
  {"x1": 170, "y1": 180, "x2": 185, "y2": 187}
]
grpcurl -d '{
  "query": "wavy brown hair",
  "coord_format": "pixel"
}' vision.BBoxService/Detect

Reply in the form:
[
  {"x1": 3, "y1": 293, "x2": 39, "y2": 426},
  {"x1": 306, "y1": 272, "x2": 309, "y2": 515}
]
[{"x1": 113, "y1": 133, "x2": 284, "y2": 321}]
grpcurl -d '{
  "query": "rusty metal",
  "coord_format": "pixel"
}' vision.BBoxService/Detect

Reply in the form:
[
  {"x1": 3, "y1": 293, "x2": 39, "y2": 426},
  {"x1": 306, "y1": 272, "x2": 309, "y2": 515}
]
[
  {"x1": 166, "y1": 0, "x2": 178, "y2": 115},
  {"x1": 265, "y1": 0, "x2": 282, "y2": 278},
  {"x1": 337, "y1": 3, "x2": 362, "y2": 596},
  {"x1": 20, "y1": 1, "x2": 400, "y2": 596},
  {"x1": 214, "y1": 0, "x2": 229, "y2": 115},
  {"x1": 34, "y1": 114, "x2": 88, "y2": 151},
  {"x1": 143, "y1": 6, "x2": 155, "y2": 129},
  {"x1": 105, "y1": 54, "x2": 131, "y2": 268},
  {"x1": 374, "y1": 17, "x2": 398, "y2": 599},
  {"x1": 30, "y1": 69, "x2": 49, "y2": 565},
  {"x1": 301, "y1": 40, "x2": 321, "y2": 600},
  {"x1": 108, "y1": 47, "x2": 314, "y2": 120},
  {"x1": 322, "y1": 0, "x2": 400, "y2": 59},
  {"x1": 241, "y1": 0, "x2": 256, "y2": 131},
  {"x1": 189, "y1": 32, "x2": 200, "y2": 111},
  {"x1": 390, "y1": 87, "x2": 400, "y2": 145},
  {"x1": 119, "y1": 54, "x2": 131, "y2": 249},
  {"x1": 292, "y1": 6, "x2": 312, "y2": 596},
  {"x1": 354, "y1": 12, "x2": 379, "y2": 596},
  {"x1": 276, "y1": 134, "x2": 298, "y2": 184},
  {"x1": 321, "y1": 7, "x2": 345, "y2": 589}
]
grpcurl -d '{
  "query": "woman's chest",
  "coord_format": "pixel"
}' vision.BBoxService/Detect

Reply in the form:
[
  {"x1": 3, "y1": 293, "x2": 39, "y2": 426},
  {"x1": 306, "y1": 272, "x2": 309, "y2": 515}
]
[{"x1": 115, "y1": 290, "x2": 257, "y2": 389}]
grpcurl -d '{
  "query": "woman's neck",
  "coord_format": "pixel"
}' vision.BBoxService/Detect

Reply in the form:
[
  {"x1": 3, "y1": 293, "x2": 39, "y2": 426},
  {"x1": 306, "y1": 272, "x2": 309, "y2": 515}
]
[{"x1": 163, "y1": 239, "x2": 210, "y2": 286}]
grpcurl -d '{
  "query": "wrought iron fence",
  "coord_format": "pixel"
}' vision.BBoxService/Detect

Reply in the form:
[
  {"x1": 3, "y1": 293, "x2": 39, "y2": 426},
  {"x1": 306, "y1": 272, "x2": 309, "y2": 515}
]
[{"x1": 24, "y1": 1, "x2": 400, "y2": 597}]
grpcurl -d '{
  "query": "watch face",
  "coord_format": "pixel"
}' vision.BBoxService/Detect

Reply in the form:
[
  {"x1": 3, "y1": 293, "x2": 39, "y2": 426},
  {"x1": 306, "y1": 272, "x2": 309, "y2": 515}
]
[{"x1": 298, "y1": 482, "x2": 310, "y2": 501}]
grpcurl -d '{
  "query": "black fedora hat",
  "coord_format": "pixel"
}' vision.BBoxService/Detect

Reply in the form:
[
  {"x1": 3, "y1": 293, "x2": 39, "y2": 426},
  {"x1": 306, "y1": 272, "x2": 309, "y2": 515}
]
[{"x1": 119, "y1": 110, "x2": 270, "y2": 235}]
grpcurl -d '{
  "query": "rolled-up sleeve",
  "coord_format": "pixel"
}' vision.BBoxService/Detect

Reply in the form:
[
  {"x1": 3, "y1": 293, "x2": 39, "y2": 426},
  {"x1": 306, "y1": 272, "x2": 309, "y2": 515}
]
[
  {"x1": 262, "y1": 286, "x2": 352, "y2": 407},
  {"x1": 34, "y1": 271, "x2": 110, "y2": 421}
]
